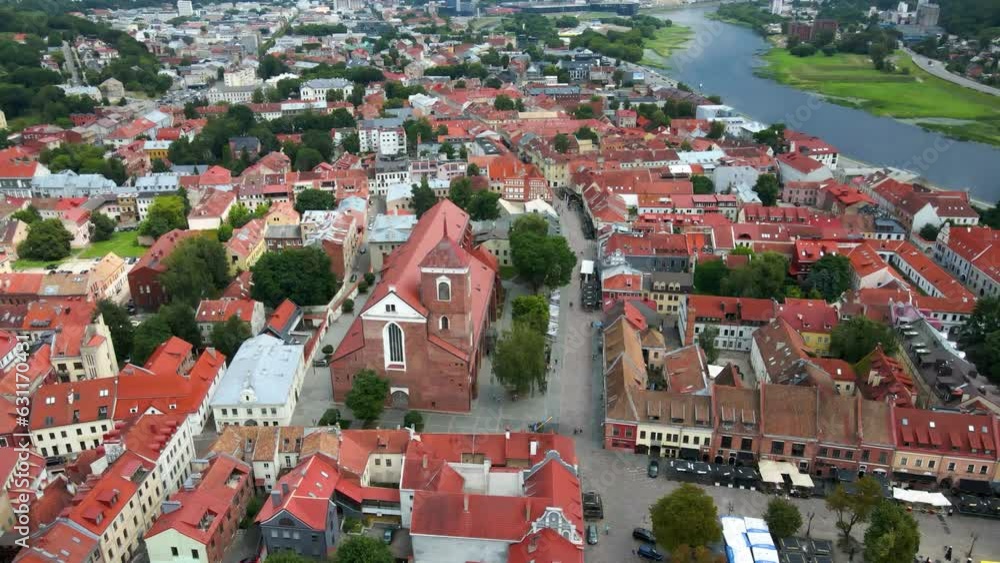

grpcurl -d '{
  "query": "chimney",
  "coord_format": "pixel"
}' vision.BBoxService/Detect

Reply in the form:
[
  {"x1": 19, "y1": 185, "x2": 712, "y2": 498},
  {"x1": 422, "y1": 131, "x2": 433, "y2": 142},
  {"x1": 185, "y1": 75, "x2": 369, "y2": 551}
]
[
  {"x1": 270, "y1": 490, "x2": 282, "y2": 507},
  {"x1": 529, "y1": 440, "x2": 538, "y2": 456},
  {"x1": 281, "y1": 482, "x2": 289, "y2": 496},
  {"x1": 162, "y1": 500, "x2": 182, "y2": 514},
  {"x1": 525, "y1": 501, "x2": 531, "y2": 522},
  {"x1": 505, "y1": 428, "x2": 510, "y2": 440},
  {"x1": 422, "y1": 455, "x2": 428, "y2": 469},
  {"x1": 463, "y1": 494, "x2": 469, "y2": 513},
  {"x1": 67, "y1": 391, "x2": 74, "y2": 405}
]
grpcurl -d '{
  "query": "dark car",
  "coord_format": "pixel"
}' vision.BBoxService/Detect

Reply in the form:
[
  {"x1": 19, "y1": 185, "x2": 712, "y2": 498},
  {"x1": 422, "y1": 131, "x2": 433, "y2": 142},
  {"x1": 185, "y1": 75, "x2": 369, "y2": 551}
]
[
  {"x1": 638, "y1": 544, "x2": 664, "y2": 561},
  {"x1": 586, "y1": 524, "x2": 598, "y2": 545},
  {"x1": 647, "y1": 459, "x2": 659, "y2": 478},
  {"x1": 382, "y1": 527, "x2": 394, "y2": 544},
  {"x1": 632, "y1": 528, "x2": 655, "y2": 544}
]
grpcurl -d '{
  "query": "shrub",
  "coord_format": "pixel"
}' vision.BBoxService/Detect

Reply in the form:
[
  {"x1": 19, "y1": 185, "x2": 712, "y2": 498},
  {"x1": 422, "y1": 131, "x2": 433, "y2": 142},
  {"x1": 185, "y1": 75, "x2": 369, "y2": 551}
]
[
  {"x1": 342, "y1": 298, "x2": 355, "y2": 313},
  {"x1": 790, "y1": 43, "x2": 817, "y2": 57},
  {"x1": 364, "y1": 272, "x2": 376, "y2": 285},
  {"x1": 319, "y1": 408, "x2": 340, "y2": 426},
  {"x1": 403, "y1": 410, "x2": 425, "y2": 431},
  {"x1": 358, "y1": 280, "x2": 369, "y2": 293},
  {"x1": 322, "y1": 344, "x2": 334, "y2": 355}
]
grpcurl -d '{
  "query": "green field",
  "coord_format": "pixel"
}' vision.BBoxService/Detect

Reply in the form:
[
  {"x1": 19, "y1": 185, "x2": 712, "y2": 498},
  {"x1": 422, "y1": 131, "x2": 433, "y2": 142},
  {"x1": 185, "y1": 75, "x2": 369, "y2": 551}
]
[
  {"x1": 640, "y1": 24, "x2": 694, "y2": 68},
  {"x1": 14, "y1": 231, "x2": 146, "y2": 270},
  {"x1": 758, "y1": 49, "x2": 1000, "y2": 145}
]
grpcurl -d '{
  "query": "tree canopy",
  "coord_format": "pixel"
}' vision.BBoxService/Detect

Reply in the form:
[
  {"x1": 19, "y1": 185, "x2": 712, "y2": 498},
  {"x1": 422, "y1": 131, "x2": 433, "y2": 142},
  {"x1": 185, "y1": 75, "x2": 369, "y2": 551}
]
[
  {"x1": 160, "y1": 236, "x2": 231, "y2": 306},
  {"x1": 40, "y1": 143, "x2": 127, "y2": 185},
  {"x1": 805, "y1": 254, "x2": 852, "y2": 302},
  {"x1": 210, "y1": 316, "x2": 252, "y2": 360},
  {"x1": 294, "y1": 188, "x2": 336, "y2": 214},
  {"x1": 510, "y1": 216, "x2": 576, "y2": 291},
  {"x1": 333, "y1": 535, "x2": 394, "y2": 563},
  {"x1": 345, "y1": 369, "x2": 390, "y2": 424},
  {"x1": 139, "y1": 195, "x2": 188, "y2": 239},
  {"x1": 830, "y1": 316, "x2": 898, "y2": 363},
  {"x1": 959, "y1": 296, "x2": 1000, "y2": 382},
  {"x1": 720, "y1": 252, "x2": 790, "y2": 300},
  {"x1": 763, "y1": 497, "x2": 802, "y2": 539},
  {"x1": 754, "y1": 174, "x2": 780, "y2": 206},
  {"x1": 251, "y1": 247, "x2": 340, "y2": 307},
  {"x1": 412, "y1": 176, "x2": 438, "y2": 218},
  {"x1": 511, "y1": 294, "x2": 550, "y2": 335},
  {"x1": 90, "y1": 212, "x2": 116, "y2": 242},
  {"x1": 649, "y1": 484, "x2": 722, "y2": 551},
  {"x1": 96, "y1": 299, "x2": 132, "y2": 367},
  {"x1": 826, "y1": 476, "x2": 884, "y2": 541},
  {"x1": 691, "y1": 175, "x2": 714, "y2": 195},
  {"x1": 694, "y1": 259, "x2": 727, "y2": 295},
  {"x1": 493, "y1": 323, "x2": 548, "y2": 396},
  {"x1": 863, "y1": 501, "x2": 920, "y2": 563},
  {"x1": 132, "y1": 315, "x2": 173, "y2": 365},
  {"x1": 17, "y1": 218, "x2": 72, "y2": 261}
]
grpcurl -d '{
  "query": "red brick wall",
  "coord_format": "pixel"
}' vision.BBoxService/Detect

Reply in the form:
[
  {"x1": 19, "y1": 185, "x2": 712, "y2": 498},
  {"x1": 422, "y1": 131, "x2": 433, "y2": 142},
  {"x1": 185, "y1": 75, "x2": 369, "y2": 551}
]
[
  {"x1": 759, "y1": 436, "x2": 819, "y2": 472},
  {"x1": 604, "y1": 422, "x2": 637, "y2": 451},
  {"x1": 128, "y1": 267, "x2": 167, "y2": 311}
]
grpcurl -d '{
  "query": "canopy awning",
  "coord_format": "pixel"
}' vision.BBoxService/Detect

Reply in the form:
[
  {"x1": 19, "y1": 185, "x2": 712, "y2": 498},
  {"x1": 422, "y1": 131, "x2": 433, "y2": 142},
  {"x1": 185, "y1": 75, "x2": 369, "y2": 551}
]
[
  {"x1": 789, "y1": 471, "x2": 814, "y2": 489},
  {"x1": 581, "y1": 260, "x2": 595, "y2": 275},
  {"x1": 758, "y1": 460, "x2": 784, "y2": 484},
  {"x1": 892, "y1": 487, "x2": 952, "y2": 507}
]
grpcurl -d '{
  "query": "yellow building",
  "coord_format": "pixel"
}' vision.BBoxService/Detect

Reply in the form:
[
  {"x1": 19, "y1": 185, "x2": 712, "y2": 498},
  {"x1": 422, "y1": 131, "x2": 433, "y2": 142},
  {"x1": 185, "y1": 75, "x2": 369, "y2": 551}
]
[
  {"x1": 644, "y1": 272, "x2": 694, "y2": 315},
  {"x1": 143, "y1": 140, "x2": 171, "y2": 160},
  {"x1": 775, "y1": 298, "x2": 839, "y2": 356},
  {"x1": 225, "y1": 218, "x2": 267, "y2": 275}
]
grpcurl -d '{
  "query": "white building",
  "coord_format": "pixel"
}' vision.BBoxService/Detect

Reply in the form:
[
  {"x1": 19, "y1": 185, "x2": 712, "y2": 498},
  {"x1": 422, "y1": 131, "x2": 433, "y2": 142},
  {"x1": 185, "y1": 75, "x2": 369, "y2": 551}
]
[
  {"x1": 224, "y1": 67, "x2": 261, "y2": 88},
  {"x1": 299, "y1": 78, "x2": 352, "y2": 101},
  {"x1": 177, "y1": 0, "x2": 193, "y2": 16},
  {"x1": 359, "y1": 120, "x2": 407, "y2": 156},
  {"x1": 210, "y1": 334, "x2": 306, "y2": 430},
  {"x1": 206, "y1": 85, "x2": 256, "y2": 105}
]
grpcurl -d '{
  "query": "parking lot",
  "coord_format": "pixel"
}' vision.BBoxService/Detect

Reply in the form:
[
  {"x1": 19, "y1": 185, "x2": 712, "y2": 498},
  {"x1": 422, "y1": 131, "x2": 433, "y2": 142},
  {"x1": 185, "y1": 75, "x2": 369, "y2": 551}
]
[{"x1": 575, "y1": 446, "x2": 1000, "y2": 563}]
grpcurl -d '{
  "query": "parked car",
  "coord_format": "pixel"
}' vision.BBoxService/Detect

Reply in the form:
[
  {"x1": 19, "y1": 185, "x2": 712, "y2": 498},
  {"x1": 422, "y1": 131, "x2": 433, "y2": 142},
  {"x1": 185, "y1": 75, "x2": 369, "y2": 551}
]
[
  {"x1": 583, "y1": 491, "x2": 604, "y2": 520},
  {"x1": 382, "y1": 527, "x2": 394, "y2": 544},
  {"x1": 638, "y1": 544, "x2": 664, "y2": 561},
  {"x1": 313, "y1": 358, "x2": 330, "y2": 367},
  {"x1": 632, "y1": 528, "x2": 655, "y2": 544},
  {"x1": 647, "y1": 459, "x2": 659, "y2": 478},
  {"x1": 586, "y1": 524, "x2": 598, "y2": 545}
]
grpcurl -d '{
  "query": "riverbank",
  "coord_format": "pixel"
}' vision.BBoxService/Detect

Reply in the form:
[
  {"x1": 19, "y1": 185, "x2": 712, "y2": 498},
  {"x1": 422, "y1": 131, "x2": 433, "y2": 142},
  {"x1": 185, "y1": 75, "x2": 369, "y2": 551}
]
[
  {"x1": 640, "y1": 23, "x2": 694, "y2": 67},
  {"x1": 758, "y1": 48, "x2": 1000, "y2": 146}
]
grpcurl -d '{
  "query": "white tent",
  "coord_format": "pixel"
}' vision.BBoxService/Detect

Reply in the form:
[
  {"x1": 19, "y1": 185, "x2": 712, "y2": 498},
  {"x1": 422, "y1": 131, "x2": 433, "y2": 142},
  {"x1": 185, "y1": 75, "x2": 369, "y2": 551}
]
[
  {"x1": 892, "y1": 488, "x2": 952, "y2": 507},
  {"x1": 757, "y1": 460, "x2": 785, "y2": 484},
  {"x1": 580, "y1": 260, "x2": 595, "y2": 276},
  {"x1": 789, "y1": 471, "x2": 815, "y2": 489}
]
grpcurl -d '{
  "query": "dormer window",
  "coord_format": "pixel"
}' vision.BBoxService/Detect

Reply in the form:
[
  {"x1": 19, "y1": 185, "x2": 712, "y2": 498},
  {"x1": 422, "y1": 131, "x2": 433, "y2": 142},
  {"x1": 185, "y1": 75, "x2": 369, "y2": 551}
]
[{"x1": 437, "y1": 278, "x2": 451, "y2": 301}]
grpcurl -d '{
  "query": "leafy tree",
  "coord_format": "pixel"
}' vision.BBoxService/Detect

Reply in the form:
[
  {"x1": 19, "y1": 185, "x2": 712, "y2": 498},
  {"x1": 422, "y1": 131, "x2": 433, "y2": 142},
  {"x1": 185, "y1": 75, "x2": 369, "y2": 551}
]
[
  {"x1": 139, "y1": 195, "x2": 188, "y2": 239},
  {"x1": 412, "y1": 176, "x2": 438, "y2": 218},
  {"x1": 553, "y1": 133, "x2": 570, "y2": 154},
  {"x1": 720, "y1": 252, "x2": 789, "y2": 300},
  {"x1": 511, "y1": 294, "x2": 549, "y2": 334},
  {"x1": 96, "y1": 300, "x2": 132, "y2": 366},
  {"x1": 151, "y1": 158, "x2": 170, "y2": 173},
  {"x1": 671, "y1": 545, "x2": 726, "y2": 563},
  {"x1": 572, "y1": 104, "x2": 595, "y2": 119},
  {"x1": 493, "y1": 94, "x2": 515, "y2": 111},
  {"x1": 345, "y1": 369, "x2": 390, "y2": 424},
  {"x1": 17, "y1": 219, "x2": 72, "y2": 261},
  {"x1": 39, "y1": 143, "x2": 127, "y2": 185},
  {"x1": 805, "y1": 254, "x2": 851, "y2": 302},
  {"x1": 132, "y1": 315, "x2": 173, "y2": 365},
  {"x1": 919, "y1": 223, "x2": 940, "y2": 241},
  {"x1": 160, "y1": 236, "x2": 231, "y2": 306},
  {"x1": 707, "y1": 120, "x2": 726, "y2": 139},
  {"x1": 830, "y1": 316, "x2": 898, "y2": 363},
  {"x1": 448, "y1": 176, "x2": 473, "y2": 209},
  {"x1": 764, "y1": 497, "x2": 802, "y2": 539},
  {"x1": 694, "y1": 259, "x2": 728, "y2": 294},
  {"x1": 357, "y1": 280, "x2": 369, "y2": 293},
  {"x1": 294, "y1": 189, "x2": 336, "y2": 214},
  {"x1": 258, "y1": 55, "x2": 290, "y2": 79},
  {"x1": 341, "y1": 132, "x2": 360, "y2": 154},
  {"x1": 466, "y1": 163, "x2": 480, "y2": 177},
  {"x1": 342, "y1": 298, "x2": 354, "y2": 313},
  {"x1": 403, "y1": 410, "x2": 425, "y2": 432},
  {"x1": 698, "y1": 326, "x2": 719, "y2": 364},
  {"x1": 753, "y1": 124, "x2": 786, "y2": 153},
  {"x1": 863, "y1": 501, "x2": 920, "y2": 563},
  {"x1": 510, "y1": 228, "x2": 576, "y2": 291},
  {"x1": 294, "y1": 147, "x2": 323, "y2": 171},
  {"x1": 90, "y1": 212, "x2": 116, "y2": 242},
  {"x1": 302, "y1": 129, "x2": 335, "y2": 161},
  {"x1": 493, "y1": 323, "x2": 547, "y2": 396},
  {"x1": 754, "y1": 174, "x2": 780, "y2": 206},
  {"x1": 218, "y1": 224, "x2": 233, "y2": 242},
  {"x1": 264, "y1": 551, "x2": 313, "y2": 563},
  {"x1": 959, "y1": 296, "x2": 1000, "y2": 382},
  {"x1": 649, "y1": 484, "x2": 722, "y2": 551},
  {"x1": 364, "y1": 272, "x2": 376, "y2": 285},
  {"x1": 333, "y1": 535, "x2": 393, "y2": 563},
  {"x1": 691, "y1": 175, "x2": 714, "y2": 195},
  {"x1": 826, "y1": 476, "x2": 883, "y2": 541},
  {"x1": 11, "y1": 205, "x2": 41, "y2": 224},
  {"x1": 159, "y1": 303, "x2": 202, "y2": 348},
  {"x1": 439, "y1": 141, "x2": 456, "y2": 159},
  {"x1": 468, "y1": 191, "x2": 501, "y2": 221},
  {"x1": 574, "y1": 126, "x2": 598, "y2": 142},
  {"x1": 251, "y1": 247, "x2": 340, "y2": 307},
  {"x1": 210, "y1": 315, "x2": 252, "y2": 359},
  {"x1": 226, "y1": 202, "x2": 268, "y2": 229}
]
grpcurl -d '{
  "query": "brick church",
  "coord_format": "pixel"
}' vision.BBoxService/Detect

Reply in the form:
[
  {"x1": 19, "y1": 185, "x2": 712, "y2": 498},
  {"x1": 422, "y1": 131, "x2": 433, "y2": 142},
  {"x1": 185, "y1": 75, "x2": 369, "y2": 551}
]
[{"x1": 331, "y1": 200, "x2": 499, "y2": 412}]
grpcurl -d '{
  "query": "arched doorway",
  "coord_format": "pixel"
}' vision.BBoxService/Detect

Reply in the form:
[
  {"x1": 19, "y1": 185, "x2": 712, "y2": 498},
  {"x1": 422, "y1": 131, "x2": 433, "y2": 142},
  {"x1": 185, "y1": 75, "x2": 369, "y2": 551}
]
[
  {"x1": 244, "y1": 420, "x2": 258, "y2": 426},
  {"x1": 390, "y1": 389, "x2": 409, "y2": 409}
]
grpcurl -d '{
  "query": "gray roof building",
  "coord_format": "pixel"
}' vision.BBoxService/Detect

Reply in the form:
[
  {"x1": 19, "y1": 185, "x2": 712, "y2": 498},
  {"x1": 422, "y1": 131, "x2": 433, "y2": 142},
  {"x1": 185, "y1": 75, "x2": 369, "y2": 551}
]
[
  {"x1": 369, "y1": 214, "x2": 418, "y2": 245},
  {"x1": 210, "y1": 334, "x2": 305, "y2": 427}
]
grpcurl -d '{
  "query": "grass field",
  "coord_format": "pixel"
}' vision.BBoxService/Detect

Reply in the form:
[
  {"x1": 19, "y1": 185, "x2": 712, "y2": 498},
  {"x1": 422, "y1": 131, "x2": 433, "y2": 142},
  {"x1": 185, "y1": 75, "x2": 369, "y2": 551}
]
[
  {"x1": 640, "y1": 24, "x2": 694, "y2": 68},
  {"x1": 758, "y1": 49, "x2": 1000, "y2": 145},
  {"x1": 14, "y1": 231, "x2": 146, "y2": 270}
]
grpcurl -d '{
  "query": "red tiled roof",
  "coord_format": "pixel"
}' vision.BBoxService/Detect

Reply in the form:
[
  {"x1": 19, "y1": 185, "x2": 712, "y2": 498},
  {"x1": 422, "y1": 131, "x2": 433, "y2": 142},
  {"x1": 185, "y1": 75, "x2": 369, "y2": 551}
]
[
  {"x1": 894, "y1": 407, "x2": 995, "y2": 458},
  {"x1": 777, "y1": 152, "x2": 824, "y2": 174},
  {"x1": 132, "y1": 229, "x2": 199, "y2": 275},
  {"x1": 196, "y1": 298, "x2": 258, "y2": 324},
  {"x1": 687, "y1": 295, "x2": 777, "y2": 323}
]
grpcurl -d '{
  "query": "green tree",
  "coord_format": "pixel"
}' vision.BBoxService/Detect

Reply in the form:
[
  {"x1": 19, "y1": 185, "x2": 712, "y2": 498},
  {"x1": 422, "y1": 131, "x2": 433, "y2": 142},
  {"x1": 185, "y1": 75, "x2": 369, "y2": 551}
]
[
  {"x1": 264, "y1": 551, "x2": 313, "y2": 563},
  {"x1": 96, "y1": 300, "x2": 132, "y2": 366},
  {"x1": 707, "y1": 120, "x2": 726, "y2": 139},
  {"x1": 17, "y1": 219, "x2": 72, "y2": 261},
  {"x1": 251, "y1": 247, "x2": 340, "y2": 307},
  {"x1": 151, "y1": 158, "x2": 170, "y2": 173},
  {"x1": 959, "y1": 296, "x2": 1000, "y2": 382},
  {"x1": 294, "y1": 189, "x2": 336, "y2": 214},
  {"x1": 919, "y1": 223, "x2": 940, "y2": 241},
  {"x1": 294, "y1": 147, "x2": 323, "y2": 171},
  {"x1": 90, "y1": 212, "x2": 116, "y2": 242},
  {"x1": 694, "y1": 259, "x2": 727, "y2": 294},
  {"x1": 493, "y1": 323, "x2": 547, "y2": 396},
  {"x1": 754, "y1": 174, "x2": 780, "y2": 206},
  {"x1": 403, "y1": 410, "x2": 425, "y2": 432},
  {"x1": 574, "y1": 126, "x2": 598, "y2": 142},
  {"x1": 11, "y1": 205, "x2": 41, "y2": 224},
  {"x1": 720, "y1": 252, "x2": 789, "y2": 300},
  {"x1": 302, "y1": 129, "x2": 335, "y2": 161},
  {"x1": 511, "y1": 294, "x2": 549, "y2": 334},
  {"x1": 468, "y1": 191, "x2": 501, "y2": 221},
  {"x1": 333, "y1": 535, "x2": 394, "y2": 563},
  {"x1": 210, "y1": 315, "x2": 252, "y2": 359},
  {"x1": 572, "y1": 104, "x2": 595, "y2": 119},
  {"x1": 345, "y1": 369, "x2": 390, "y2": 425},
  {"x1": 139, "y1": 195, "x2": 188, "y2": 239},
  {"x1": 805, "y1": 254, "x2": 852, "y2": 302},
  {"x1": 698, "y1": 326, "x2": 719, "y2": 364},
  {"x1": 553, "y1": 133, "x2": 570, "y2": 154},
  {"x1": 510, "y1": 227, "x2": 576, "y2": 291},
  {"x1": 649, "y1": 484, "x2": 722, "y2": 551},
  {"x1": 448, "y1": 176, "x2": 473, "y2": 209},
  {"x1": 863, "y1": 501, "x2": 920, "y2": 563},
  {"x1": 691, "y1": 175, "x2": 714, "y2": 195},
  {"x1": 342, "y1": 298, "x2": 354, "y2": 313},
  {"x1": 493, "y1": 94, "x2": 515, "y2": 111},
  {"x1": 218, "y1": 224, "x2": 233, "y2": 242},
  {"x1": 753, "y1": 124, "x2": 786, "y2": 153},
  {"x1": 341, "y1": 132, "x2": 360, "y2": 154},
  {"x1": 826, "y1": 476, "x2": 884, "y2": 541},
  {"x1": 132, "y1": 315, "x2": 173, "y2": 365},
  {"x1": 764, "y1": 497, "x2": 802, "y2": 539},
  {"x1": 670, "y1": 545, "x2": 726, "y2": 563},
  {"x1": 830, "y1": 316, "x2": 898, "y2": 363},
  {"x1": 160, "y1": 236, "x2": 231, "y2": 306},
  {"x1": 412, "y1": 176, "x2": 438, "y2": 218},
  {"x1": 159, "y1": 303, "x2": 202, "y2": 348}
]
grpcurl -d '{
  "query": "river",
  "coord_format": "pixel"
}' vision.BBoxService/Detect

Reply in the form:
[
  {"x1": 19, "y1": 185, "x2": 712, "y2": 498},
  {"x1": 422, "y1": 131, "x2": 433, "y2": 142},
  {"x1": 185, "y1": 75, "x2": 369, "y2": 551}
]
[{"x1": 650, "y1": 5, "x2": 1000, "y2": 202}]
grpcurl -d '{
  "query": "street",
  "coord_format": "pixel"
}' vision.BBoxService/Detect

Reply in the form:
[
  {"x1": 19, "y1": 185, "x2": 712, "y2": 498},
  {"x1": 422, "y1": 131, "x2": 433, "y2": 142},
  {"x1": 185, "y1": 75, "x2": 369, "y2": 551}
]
[{"x1": 904, "y1": 48, "x2": 1000, "y2": 97}]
